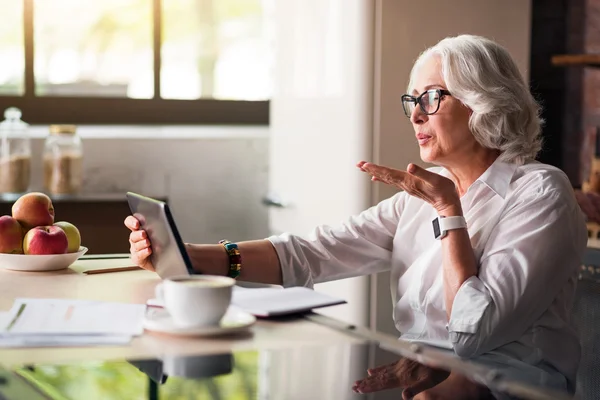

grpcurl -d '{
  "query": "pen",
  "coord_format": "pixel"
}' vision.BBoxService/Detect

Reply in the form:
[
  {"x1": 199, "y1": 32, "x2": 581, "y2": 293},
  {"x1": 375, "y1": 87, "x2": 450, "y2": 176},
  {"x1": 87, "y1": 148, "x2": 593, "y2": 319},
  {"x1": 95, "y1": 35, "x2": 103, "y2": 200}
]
[
  {"x1": 80, "y1": 254, "x2": 131, "y2": 260},
  {"x1": 84, "y1": 266, "x2": 141, "y2": 275}
]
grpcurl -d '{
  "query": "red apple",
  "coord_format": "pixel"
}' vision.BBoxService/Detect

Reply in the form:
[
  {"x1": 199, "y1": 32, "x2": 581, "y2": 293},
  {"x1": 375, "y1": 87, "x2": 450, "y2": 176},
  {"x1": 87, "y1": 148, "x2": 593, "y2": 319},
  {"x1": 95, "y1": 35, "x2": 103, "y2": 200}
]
[
  {"x1": 23, "y1": 226, "x2": 68, "y2": 255},
  {"x1": 12, "y1": 192, "x2": 55, "y2": 230},
  {"x1": 0, "y1": 215, "x2": 24, "y2": 254}
]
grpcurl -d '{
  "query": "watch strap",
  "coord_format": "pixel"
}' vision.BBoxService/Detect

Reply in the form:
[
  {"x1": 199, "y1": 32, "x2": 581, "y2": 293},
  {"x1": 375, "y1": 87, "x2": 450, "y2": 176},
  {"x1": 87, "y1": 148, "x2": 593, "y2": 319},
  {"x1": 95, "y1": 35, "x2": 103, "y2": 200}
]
[
  {"x1": 432, "y1": 215, "x2": 467, "y2": 239},
  {"x1": 439, "y1": 216, "x2": 467, "y2": 232}
]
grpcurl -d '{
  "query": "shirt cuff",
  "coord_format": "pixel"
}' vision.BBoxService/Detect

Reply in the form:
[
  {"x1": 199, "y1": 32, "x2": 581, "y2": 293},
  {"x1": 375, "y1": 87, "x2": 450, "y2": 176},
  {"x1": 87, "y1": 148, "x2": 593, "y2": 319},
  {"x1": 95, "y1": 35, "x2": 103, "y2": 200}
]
[
  {"x1": 447, "y1": 276, "x2": 492, "y2": 334},
  {"x1": 265, "y1": 233, "x2": 314, "y2": 288}
]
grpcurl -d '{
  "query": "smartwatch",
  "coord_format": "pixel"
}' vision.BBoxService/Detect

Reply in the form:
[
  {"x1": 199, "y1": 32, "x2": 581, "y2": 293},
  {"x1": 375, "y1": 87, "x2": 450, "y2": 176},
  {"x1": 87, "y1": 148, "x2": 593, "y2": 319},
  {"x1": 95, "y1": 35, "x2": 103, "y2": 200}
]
[{"x1": 432, "y1": 215, "x2": 467, "y2": 240}]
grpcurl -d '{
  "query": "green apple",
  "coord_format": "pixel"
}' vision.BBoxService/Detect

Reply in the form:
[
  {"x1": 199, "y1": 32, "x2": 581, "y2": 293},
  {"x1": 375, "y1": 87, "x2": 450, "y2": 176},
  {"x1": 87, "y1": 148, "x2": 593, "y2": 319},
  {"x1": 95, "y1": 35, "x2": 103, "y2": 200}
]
[{"x1": 53, "y1": 221, "x2": 81, "y2": 253}]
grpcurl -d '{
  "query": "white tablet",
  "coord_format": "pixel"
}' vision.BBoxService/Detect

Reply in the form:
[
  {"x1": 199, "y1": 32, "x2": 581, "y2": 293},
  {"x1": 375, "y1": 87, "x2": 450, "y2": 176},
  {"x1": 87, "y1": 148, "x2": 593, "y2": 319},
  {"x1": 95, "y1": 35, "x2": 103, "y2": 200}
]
[{"x1": 126, "y1": 192, "x2": 195, "y2": 279}]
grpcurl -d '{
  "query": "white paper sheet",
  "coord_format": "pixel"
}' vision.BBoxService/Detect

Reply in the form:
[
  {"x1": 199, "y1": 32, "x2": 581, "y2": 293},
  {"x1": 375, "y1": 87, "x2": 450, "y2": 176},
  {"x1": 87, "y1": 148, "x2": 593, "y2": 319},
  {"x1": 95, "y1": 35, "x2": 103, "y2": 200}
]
[
  {"x1": 0, "y1": 334, "x2": 133, "y2": 348},
  {"x1": 1, "y1": 298, "x2": 146, "y2": 336}
]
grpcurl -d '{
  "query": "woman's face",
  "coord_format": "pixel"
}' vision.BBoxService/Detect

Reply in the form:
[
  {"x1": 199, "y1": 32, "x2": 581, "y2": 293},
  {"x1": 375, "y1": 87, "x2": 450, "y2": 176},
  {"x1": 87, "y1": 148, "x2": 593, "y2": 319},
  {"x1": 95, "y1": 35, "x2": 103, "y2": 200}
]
[{"x1": 408, "y1": 56, "x2": 480, "y2": 167}]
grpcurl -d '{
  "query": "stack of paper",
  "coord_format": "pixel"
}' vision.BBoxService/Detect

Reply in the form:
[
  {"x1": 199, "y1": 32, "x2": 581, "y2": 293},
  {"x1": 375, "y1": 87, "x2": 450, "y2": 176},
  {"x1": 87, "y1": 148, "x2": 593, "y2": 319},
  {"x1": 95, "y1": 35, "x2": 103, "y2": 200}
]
[{"x1": 0, "y1": 298, "x2": 146, "y2": 348}]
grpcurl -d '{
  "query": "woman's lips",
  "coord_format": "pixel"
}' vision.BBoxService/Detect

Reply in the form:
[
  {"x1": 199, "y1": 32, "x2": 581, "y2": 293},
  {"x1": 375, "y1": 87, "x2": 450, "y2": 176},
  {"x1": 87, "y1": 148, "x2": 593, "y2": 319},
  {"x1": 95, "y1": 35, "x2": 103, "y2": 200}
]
[{"x1": 416, "y1": 133, "x2": 432, "y2": 146}]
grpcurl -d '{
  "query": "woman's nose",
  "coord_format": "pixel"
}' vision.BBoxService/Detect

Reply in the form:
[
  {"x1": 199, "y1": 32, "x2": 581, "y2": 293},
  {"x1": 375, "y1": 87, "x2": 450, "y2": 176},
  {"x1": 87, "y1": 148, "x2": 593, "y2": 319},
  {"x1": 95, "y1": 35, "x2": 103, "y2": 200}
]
[{"x1": 410, "y1": 105, "x2": 427, "y2": 124}]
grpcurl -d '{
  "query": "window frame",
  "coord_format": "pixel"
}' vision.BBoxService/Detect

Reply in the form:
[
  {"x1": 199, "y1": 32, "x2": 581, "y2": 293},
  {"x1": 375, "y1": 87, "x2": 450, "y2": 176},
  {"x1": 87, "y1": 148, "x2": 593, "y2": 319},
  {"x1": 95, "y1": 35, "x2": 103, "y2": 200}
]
[{"x1": 0, "y1": 0, "x2": 269, "y2": 125}]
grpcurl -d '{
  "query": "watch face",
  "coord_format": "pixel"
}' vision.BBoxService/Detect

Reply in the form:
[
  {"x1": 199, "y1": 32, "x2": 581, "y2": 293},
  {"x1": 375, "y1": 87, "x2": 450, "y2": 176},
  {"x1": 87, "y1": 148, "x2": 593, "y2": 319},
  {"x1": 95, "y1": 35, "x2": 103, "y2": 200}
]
[{"x1": 432, "y1": 217, "x2": 441, "y2": 238}]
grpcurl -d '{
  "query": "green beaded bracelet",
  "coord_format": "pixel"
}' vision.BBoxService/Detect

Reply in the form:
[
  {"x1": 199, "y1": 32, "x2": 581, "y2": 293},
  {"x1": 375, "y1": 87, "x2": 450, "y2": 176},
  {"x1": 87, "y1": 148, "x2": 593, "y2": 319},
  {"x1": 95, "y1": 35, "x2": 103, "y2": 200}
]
[{"x1": 219, "y1": 239, "x2": 241, "y2": 279}]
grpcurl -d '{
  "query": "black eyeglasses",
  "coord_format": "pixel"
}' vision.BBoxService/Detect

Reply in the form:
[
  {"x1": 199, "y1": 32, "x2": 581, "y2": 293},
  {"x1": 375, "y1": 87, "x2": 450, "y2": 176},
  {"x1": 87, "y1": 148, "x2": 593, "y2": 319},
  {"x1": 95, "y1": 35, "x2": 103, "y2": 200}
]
[{"x1": 401, "y1": 89, "x2": 451, "y2": 118}]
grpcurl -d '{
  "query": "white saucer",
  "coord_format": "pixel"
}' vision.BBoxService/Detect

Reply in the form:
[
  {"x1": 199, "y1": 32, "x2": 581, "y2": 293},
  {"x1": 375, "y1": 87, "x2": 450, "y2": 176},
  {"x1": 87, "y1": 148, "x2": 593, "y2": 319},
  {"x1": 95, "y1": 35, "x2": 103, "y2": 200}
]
[{"x1": 143, "y1": 305, "x2": 256, "y2": 337}]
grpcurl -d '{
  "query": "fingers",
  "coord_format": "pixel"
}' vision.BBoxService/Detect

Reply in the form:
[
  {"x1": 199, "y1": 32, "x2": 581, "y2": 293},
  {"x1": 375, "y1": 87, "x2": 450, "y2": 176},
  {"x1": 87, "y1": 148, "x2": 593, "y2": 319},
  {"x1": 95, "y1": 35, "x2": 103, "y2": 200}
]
[
  {"x1": 360, "y1": 162, "x2": 424, "y2": 197},
  {"x1": 352, "y1": 369, "x2": 400, "y2": 393},
  {"x1": 127, "y1": 229, "x2": 154, "y2": 272},
  {"x1": 138, "y1": 248, "x2": 153, "y2": 259},
  {"x1": 358, "y1": 161, "x2": 442, "y2": 188},
  {"x1": 124, "y1": 215, "x2": 140, "y2": 231},
  {"x1": 130, "y1": 245, "x2": 152, "y2": 261},
  {"x1": 357, "y1": 160, "x2": 460, "y2": 211},
  {"x1": 129, "y1": 233, "x2": 151, "y2": 258},
  {"x1": 406, "y1": 163, "x2": 446, "y2": 186},
  {"x1": 363, "y1": 163, "x2": 399, "y2": 180},
  {"x1": 406, "y1": 163, "x2": 428, "y2": 178},
  {"x1": 410, "y1": 372, "x2": 487, "y2": 400},
  {"x1": 402, "y1": 376, "x2": 440, "y2": 400},
  {"x1": 124, "y1": 216, "x2": 155, "y2": 272},
  {"x1": 129, "y1": 243, "x2": 154, "y2": 271},
  {"x1": 129, "y1": 229, "x2": 147, "y2": 243},
  {"x1": 129, "y1": 235, "x2": 151, "y2": 256},
  {"x1": 359, "y1": 162, "x2": 408, "y2": 185},
  {"x1": 126, "y1": 219, "x2": 149, "y2": 250},
  {"x1": 367, "y1": 361, "x2": 398, "y2": 376},
  {"x1": 132, "y1": 238, "x2": 151, "y2": 251}
]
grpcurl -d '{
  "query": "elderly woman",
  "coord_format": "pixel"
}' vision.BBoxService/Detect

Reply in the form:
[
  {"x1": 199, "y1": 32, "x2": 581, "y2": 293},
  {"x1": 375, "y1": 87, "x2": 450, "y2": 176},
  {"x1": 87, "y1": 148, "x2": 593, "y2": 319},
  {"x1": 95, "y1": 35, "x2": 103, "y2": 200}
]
[{"x1": 126, "y1": 35, "x2": 586, "y2": 398}]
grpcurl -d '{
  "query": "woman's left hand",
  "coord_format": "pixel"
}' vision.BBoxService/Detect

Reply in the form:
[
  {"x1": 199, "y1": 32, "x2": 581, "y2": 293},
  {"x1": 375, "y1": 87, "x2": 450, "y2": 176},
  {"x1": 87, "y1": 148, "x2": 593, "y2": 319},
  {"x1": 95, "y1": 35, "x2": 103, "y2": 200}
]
[{"x1": 358, "y1": 161, "x2": 461, "y2": 215}]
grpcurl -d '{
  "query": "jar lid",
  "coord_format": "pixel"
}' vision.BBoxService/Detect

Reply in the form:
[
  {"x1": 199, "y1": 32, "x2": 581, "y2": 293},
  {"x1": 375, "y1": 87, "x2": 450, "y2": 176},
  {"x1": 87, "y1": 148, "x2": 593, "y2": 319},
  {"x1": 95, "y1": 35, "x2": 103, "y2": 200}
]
[
  {"x1": 49, "y1": 125, "x2": 77, "y2": 135},
  {"x1": 4, "y1": 107, "x2": 22, "y2": 120}
]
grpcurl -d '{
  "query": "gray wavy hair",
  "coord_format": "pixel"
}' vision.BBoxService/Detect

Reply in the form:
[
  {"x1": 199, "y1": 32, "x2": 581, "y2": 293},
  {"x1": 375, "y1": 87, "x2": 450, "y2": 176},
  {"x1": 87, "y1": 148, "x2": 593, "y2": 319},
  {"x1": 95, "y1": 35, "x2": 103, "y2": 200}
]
[{"x1": 408, "y1": 34, "x2": 543, "y2": 165}]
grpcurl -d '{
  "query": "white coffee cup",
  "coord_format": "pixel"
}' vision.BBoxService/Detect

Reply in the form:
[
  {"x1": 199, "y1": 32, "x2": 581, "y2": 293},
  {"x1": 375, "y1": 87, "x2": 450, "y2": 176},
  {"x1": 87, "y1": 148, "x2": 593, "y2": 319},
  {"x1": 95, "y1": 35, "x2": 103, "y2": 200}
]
[{"x1": 155, "y1": 275, "x2": 235, "y2": 328}]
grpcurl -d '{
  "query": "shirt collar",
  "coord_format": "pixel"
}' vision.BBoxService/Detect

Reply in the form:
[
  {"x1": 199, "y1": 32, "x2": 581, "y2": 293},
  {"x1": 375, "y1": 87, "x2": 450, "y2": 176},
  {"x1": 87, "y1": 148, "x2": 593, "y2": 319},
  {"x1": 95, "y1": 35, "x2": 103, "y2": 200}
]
[
  {"x1": 439, "y1": 158, "x2": 518, "y2": 199},
  {"x1": 475, "y1": 158, "x2": 518, "y2": 199}
]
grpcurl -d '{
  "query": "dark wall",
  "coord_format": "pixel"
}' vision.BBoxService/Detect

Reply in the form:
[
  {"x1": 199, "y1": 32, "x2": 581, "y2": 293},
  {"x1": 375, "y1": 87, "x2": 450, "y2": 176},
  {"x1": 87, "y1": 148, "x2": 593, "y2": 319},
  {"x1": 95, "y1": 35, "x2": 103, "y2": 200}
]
[{"x1": 529, "y1": 0, "x2": 586, "y2": 186}]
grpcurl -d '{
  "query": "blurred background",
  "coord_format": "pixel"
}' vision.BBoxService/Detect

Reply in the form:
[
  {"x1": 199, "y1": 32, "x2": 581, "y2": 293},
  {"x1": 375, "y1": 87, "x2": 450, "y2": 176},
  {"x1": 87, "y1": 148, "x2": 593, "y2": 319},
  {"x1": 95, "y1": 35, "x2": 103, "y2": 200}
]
[{"x1": 0, "y1": 0, "x2": 273, "y2": 100}]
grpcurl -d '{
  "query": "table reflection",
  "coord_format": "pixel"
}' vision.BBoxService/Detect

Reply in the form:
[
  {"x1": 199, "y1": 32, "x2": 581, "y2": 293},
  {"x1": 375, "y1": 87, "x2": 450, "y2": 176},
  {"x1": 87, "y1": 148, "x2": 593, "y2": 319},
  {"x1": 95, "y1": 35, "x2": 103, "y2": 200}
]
[{"x1": 2, "y1": 341, "x2": 574, "y2": 400}]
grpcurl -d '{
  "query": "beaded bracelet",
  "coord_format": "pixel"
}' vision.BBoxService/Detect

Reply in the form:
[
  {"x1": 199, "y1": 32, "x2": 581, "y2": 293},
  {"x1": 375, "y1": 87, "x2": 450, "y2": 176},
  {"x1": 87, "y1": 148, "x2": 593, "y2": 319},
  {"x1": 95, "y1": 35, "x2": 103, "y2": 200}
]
[{"x1": 219, "y1": 239, "x2": 241, "y2": 279}]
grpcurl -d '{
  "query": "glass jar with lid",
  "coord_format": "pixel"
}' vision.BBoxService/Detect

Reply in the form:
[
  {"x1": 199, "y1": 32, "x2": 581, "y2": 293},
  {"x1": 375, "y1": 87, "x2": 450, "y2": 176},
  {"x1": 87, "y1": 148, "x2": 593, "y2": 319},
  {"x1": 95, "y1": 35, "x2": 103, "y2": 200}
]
[
  {"x1": 43, "y1": 125, "x2": 83, "y2": 196},
  {"x1": 0, "y1": 107, "x2": 31, "y2": 194}
]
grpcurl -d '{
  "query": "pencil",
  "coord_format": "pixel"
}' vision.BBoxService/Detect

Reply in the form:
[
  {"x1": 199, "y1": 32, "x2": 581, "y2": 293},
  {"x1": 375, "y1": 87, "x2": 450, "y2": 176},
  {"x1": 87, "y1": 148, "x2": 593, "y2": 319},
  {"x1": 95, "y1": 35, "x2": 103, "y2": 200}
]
[{"x1": 84, "y1": 266, "x2": 141, "y2": 275}]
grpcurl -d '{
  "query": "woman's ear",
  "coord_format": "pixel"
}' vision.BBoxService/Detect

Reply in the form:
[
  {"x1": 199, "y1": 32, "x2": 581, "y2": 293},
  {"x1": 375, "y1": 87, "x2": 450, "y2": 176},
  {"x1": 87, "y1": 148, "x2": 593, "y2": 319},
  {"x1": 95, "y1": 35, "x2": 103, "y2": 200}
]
[{"x1": 463, "y1": 103, "x2": 473, "y2": 116}]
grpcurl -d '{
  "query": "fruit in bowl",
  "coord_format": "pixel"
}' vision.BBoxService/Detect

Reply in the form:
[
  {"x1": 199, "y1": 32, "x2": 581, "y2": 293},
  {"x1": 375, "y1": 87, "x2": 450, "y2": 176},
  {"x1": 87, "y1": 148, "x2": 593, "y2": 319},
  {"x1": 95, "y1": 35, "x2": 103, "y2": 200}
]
[
  {"x1": 0, "y1": 192, "x2": 87, "y2": 271},
  {"x1": 0, "y1": 216, "x2": 24, "y2": 254},
  {"x1": 23, "y1": 225, "x2": 69, "y2": 255},
  {"x1": 11, "y1": 192, "x2": 55, "y2": 230},
  {"x1": 53, "y1": 221, "x2": 81, "y2": 253}
]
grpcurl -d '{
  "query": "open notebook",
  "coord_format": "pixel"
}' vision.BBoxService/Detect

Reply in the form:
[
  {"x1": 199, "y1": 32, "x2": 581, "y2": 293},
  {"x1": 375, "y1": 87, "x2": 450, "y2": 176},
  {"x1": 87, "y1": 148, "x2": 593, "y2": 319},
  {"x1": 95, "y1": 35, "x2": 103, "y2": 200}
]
[{"x1": 231, "y1": 286, "x2": 346, "y2": 317}]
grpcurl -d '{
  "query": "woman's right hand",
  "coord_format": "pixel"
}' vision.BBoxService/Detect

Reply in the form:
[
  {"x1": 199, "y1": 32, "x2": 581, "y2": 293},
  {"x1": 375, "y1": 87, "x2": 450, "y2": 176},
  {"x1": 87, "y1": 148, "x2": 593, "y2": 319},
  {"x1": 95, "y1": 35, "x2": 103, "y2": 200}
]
[
  {"x1": 352, "y1": 358, "x2": 449, "y2": 398},
  {"x1": 124, "y1": 215, "x2": 155, "y2": 272}
]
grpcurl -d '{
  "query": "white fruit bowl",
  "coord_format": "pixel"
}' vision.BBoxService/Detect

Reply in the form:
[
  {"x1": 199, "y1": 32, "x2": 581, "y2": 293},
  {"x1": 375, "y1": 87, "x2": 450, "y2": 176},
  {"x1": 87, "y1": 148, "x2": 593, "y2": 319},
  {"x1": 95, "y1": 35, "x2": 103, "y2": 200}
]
[{"x1": 0, "y1": 246, "x2": 88, "y2": 272}]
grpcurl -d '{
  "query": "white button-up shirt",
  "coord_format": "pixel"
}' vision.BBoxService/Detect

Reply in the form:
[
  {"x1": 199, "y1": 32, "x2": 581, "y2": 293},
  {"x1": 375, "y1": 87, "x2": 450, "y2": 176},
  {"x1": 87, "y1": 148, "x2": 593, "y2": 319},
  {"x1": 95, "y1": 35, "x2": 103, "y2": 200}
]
[{"x1": 268, "y1": 159, "x2": 588, "y2": 391}]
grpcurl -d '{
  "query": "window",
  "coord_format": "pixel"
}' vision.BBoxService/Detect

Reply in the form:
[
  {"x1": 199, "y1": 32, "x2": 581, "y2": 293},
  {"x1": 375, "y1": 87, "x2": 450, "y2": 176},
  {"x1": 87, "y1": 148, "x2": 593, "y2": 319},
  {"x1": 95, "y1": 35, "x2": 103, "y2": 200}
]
[{"x1": 0, "y1": 0, "x2": 272, "y2": 125}]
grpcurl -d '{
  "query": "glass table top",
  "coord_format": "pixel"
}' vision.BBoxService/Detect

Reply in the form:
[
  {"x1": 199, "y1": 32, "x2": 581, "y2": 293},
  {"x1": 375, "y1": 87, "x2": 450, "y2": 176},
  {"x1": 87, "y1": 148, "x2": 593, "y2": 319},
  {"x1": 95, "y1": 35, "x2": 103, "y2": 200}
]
[{"x1": 0, "y1": 340, "x2": 575, "y2": 400}]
